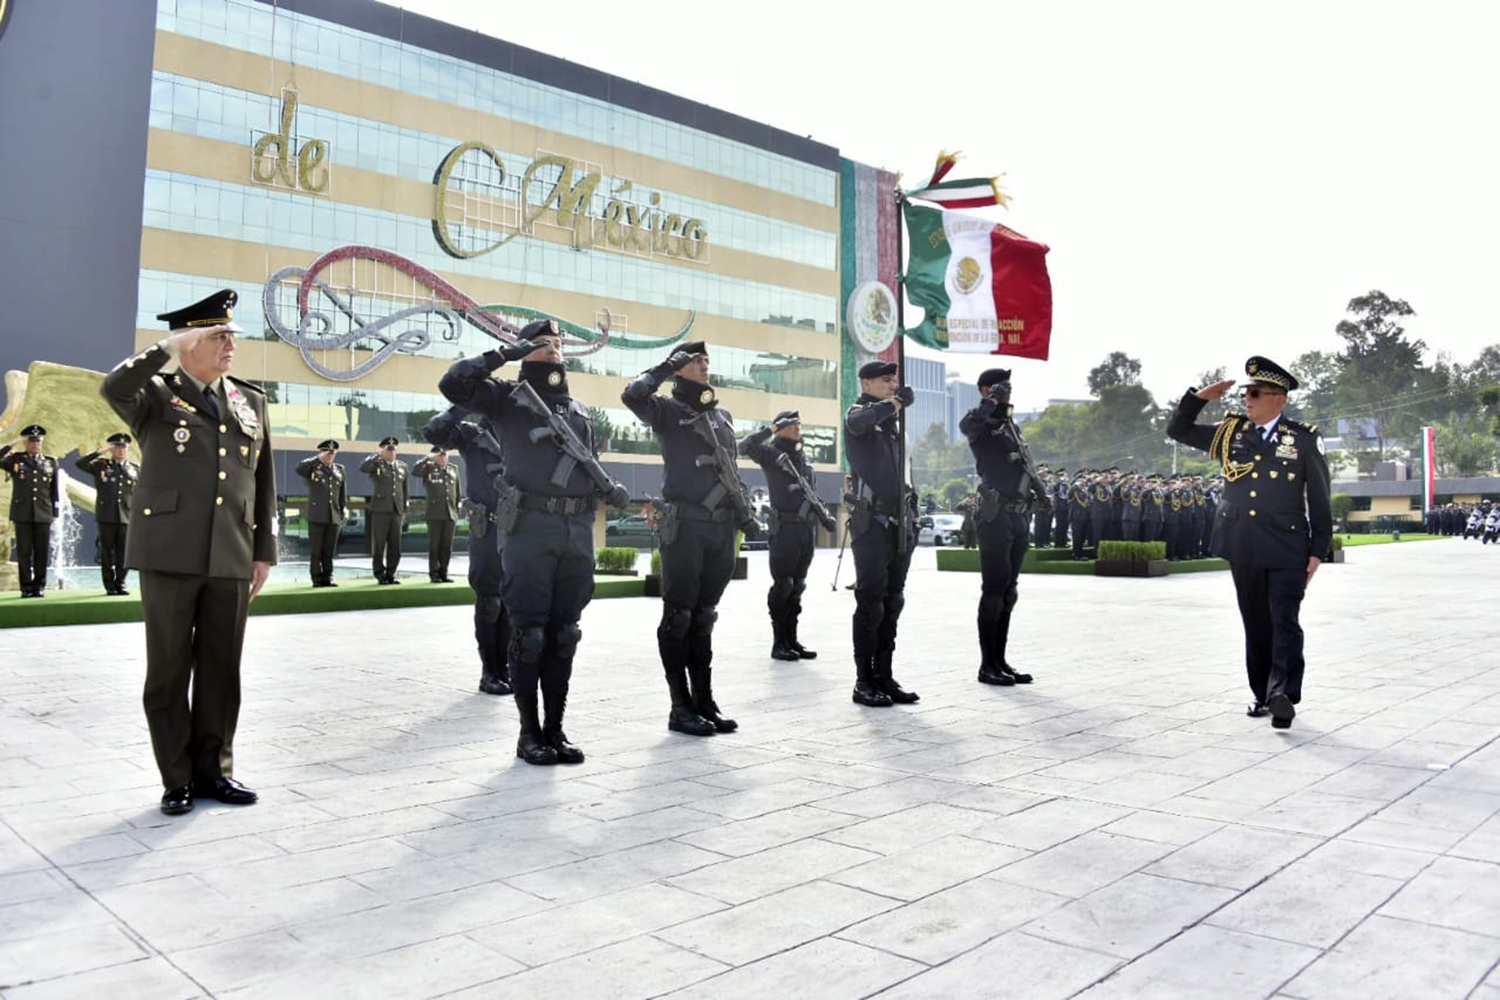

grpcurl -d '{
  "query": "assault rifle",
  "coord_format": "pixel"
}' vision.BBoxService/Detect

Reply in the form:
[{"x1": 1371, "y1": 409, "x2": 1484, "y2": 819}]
[
  {"x1": 512, "y1": 379, "x2": 629, "y2": 508},
  {"x1": 775, "y1": 452, "x2": 837, "y2": 532},
  {"x1": 688, "y1": 414, "x2": 760, "y2": 536}
]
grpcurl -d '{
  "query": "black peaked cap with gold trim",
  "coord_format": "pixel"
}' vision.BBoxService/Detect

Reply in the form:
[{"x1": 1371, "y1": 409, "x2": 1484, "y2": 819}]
[
  {"x1": 1239, "y1": 356, "x2": 1298, "y2": 392},
  {"x1": 156, "y1": 289, "x2": 243, "y2": 332}
]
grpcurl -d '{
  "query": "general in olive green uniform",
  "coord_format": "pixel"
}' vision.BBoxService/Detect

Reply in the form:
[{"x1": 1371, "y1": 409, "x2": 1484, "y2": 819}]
[
  {"x1": 101, "y1": 289, "x2": 276, "y2": 815},
  {"x1": 1168, "y1": 356, "x2": 1331, "y2": 729},
  {"x1": 0, "y1": 425, "x2": 59, "y2": 597},
  {"x1": 413, "y1": 447, "x2": 463, "y2": 582},
  {"x1": 75, "y1": 432, "x2": 138, "y2": 594},
  {"x1": 360, "y1": 437, "x2": 408, "y2": 584},
  {"x1": 294, "y1": 439, "x2": 347, "y2": 587}
]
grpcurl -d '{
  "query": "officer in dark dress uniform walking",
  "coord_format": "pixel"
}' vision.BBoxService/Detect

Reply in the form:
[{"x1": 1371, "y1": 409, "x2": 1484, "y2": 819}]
[
  {"x1": 413, "y1": 446, "x2": 463, "y2": 582},
  {"x1": 1168, "y1": 356, "x2": 1332, "y2": 729},
  {"x1": 1052, "y1": 470, "x2": 1071, "y2": 548},
  {"x1": 740, "y1": 410, "x2": 834, "y2": 662},
  {"x1": 101, "y1": 289, "x2": 275, "y2": 815},
  {"x1": 294, "y1": 440, "x2": 346, "y2": 587},
  {"x1": 442, "y1": 320, "x2": 629, "y2": 763},
  {"x1": 844, "y1": 360, "x2": 921, "y2": 707},
  {"x1": 360, "y1": 437, "x2": 408, "y2": 584},
  {"x1": 961, "y1": 369, "x2": 1050, "y2": 687},
  {"x1": 1, "y1": 425, "x2": 59, "y2": 597},
  {"x1": 624, "y1": 341, "x2": 757, "y2": 736},
  {"x1": 75, "y1": 432, "x2": 138, "y2": 594},
  {"x1": 425, "y1": 404, "x2": 512, "y2": 696}
]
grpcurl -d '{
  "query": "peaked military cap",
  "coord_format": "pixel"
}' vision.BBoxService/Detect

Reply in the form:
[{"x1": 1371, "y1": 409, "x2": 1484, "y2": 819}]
[
  {"x1": 1240, "y1": 355, "x2": 1298, "y2": 392},
  {"x1": 520, "y1": 318, "x2": 561, "y2": 341},
  {"x1": 21, "y1": 424, "x2": 46, "y2": 439},
  {"x1": 106, "y1": 432, "x2": 132, "y2": 445},
  {"x1": 977, "y1": 368, "x2": 1011, "y2": 389},
  {"x1": 378, "y1": 436, "x2": 399, "y2": 449},
  {"x1": 772, "y1": 410, "x2": 800, "y2": 429},
  {"x1": 677, "y1": 340, "x2": 709, "y2": 359},
  {"x1": 429, "y1": 444, "x2": 445, "y2": 454},
  {"x1": 859, "y1": 360, "x2": 898, "y2": 379},
  {"x1": 156, "y1": 288, "x2": 243, "y2": 333},
  {"x1": 317, "y1": 439, "x2": 339, "y2": 452}
]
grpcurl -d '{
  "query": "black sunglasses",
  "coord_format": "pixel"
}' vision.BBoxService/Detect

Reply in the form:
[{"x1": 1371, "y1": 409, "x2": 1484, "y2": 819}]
[{"x1": 1242, "y1": 387, "x2": 1285, "y2": 400}]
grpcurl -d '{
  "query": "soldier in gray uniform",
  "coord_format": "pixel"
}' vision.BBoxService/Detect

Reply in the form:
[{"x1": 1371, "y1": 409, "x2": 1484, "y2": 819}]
[
  {"x1": 425, "y1": 405, "x2": 511, "y2": 696},
  {"x1": 360, "y1": 436, "x2": 408, "y2": 584},
  {"x1": 413, "y1": 446, "x2": 463, "y2": 582},
  {"x1": 1168, "y1": 356, "x2": 1332, "y2": 729},
  {"x1": 441, "y1": 320, "x2": 629, "y2": 764},
  {"x1": 75, "y1": 432, "x2": 138, "y2": 594},
  {"x1": 1, "y1": 424, "x2": 59, "y2": 597},
  {"x1": 101, "y1": 289, "x2": 275, "y2": 816},
  {"x1": 294, "y1": 440, "x2": 347, "y2": 587}
]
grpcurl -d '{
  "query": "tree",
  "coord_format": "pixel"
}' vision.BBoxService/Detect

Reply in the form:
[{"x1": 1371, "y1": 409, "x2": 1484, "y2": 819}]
[
  {"x1": 1287, "y1": 350, "x2": 1340, "y2": 430},
  {"x1": 1332, "y1": 290, "x2": 1424, "y2": 459},
  {"x1": 941, "y1": 478, "x2": 970, "y2": 509},
  {"x1": 1433, "y1": 416, "x2": 1497, "y2": 476},
  {"x1": 590, "y1": 406, "x2": 615, "y2": 452},
  {"x1": 1087, "y1": 351, "x2": 1142, "y2": 396},
  {"x1": 1194, "y1": 365, "x2": 1229, "y2": 424},
  {"x1": 910, "y1": 422, "x2": 974, "y2": 495}
]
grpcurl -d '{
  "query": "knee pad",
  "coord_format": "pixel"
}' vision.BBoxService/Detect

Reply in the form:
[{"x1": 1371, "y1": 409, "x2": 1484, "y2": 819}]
[
  {"x1": 979, "y1": 588, "x2": 1006, "y2": 620},
  {"x1": 885, "y1": 592, "x2": 906, "y2": 621},
  {"x1": 659, "y1": 604, "x2": 693, "y2": 640},
  {"x1": 550, "y1": 621, "x2": 582, "y2": 660},
  {"x1": 510, "y1": 624, "x2": 547, "y2": 664},
  {"x1": 789, "y1": 580, "x2": 807, "y2": 602},
  {"x1": 691, "y1": 606, "x2": 718, "y2": 637},
  {"x1": 478, "y1": 596, "x2": 504, "y2": 626}
]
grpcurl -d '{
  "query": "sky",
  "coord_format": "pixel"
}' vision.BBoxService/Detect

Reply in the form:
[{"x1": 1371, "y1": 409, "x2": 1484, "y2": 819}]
[{"x1": 400, "y1": 0, "x2": 1500, "y2": 411}]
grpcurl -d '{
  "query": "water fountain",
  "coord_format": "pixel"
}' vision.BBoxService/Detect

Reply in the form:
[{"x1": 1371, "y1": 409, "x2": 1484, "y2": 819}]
[{"x1": 47, "y1": 484, "x2": 83, "y2": 591}]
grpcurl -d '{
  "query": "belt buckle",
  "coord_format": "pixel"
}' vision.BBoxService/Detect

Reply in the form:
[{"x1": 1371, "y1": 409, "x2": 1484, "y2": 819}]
[{"x1": 545, "y1": 497, "x2": 563, "y2": 514}]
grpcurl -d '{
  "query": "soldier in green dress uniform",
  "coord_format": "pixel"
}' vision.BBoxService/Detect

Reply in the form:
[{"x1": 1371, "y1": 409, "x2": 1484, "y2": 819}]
[
  {"x1": 75, "y1": 432, "x2": 138, "y2": 594},
  {"x1": 360, "y1": 436, "x2": 409, "y2": 584},
  {"x1": 413, "y1": 446, "x2": 463, "y2": 582},
  {"x1": 294, "y1": 440, "x2": 347, "y2": 587},
  {"x1": 100, "y1": 289, "x2": 275, "y2": 815},
  {"x1": 1, "y1": 425, "x2": 60, "y2": 597}
]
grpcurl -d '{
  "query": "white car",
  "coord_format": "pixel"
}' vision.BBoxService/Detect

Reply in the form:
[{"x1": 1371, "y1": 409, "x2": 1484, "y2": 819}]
[{"x1": 918, "y1": 513, "x2": 966, "y2": 546}]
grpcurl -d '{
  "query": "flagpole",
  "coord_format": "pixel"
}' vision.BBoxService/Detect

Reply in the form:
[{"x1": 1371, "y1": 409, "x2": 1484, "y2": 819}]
[{"x1": 895, "y1": 187, "x2": 909, "y2": 551}]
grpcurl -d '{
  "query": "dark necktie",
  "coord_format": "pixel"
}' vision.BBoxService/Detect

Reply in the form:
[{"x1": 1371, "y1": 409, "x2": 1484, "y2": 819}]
[{"x1": 202, "y1": 386, "x2": 221, "y2": 420}]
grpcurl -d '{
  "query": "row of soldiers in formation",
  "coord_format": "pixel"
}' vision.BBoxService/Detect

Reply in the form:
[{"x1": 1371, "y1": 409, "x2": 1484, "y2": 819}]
[
  {"x1": 1455, "y1": 501, "x2": 1500, "y2": 543},
  {"x1": 1010, "y1": 468, "x2": 1224, "y2": 560}
]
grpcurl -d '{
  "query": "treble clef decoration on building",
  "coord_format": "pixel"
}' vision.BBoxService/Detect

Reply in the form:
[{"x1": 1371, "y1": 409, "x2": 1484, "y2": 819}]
[{"x1": 262, "y1": 245, "x2": 694, "y2": 382}]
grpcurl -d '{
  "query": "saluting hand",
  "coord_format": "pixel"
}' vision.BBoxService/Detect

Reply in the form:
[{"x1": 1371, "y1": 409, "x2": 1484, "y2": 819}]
[
  {"x1": 1194, "y1": 379, "x2": 1237, "y2": 401},
  {"x1": 499, "y1": 338, "x2": 540, "y2": 362},
  {"x1": 249, "y1": 560, "x2": 271, "y2": 601},
  {"x1": 166, "y1": 324, "x2": 229, "y2": 356}
]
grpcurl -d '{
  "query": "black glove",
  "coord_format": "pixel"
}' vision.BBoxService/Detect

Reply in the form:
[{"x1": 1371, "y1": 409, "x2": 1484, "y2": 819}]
[
  {"x1": 666, "y1": 350, "x2": 696, "y2": 371},
  {"x1": 604, "y1": 482, "x2": 630, "y2": 510},
  {"x1": 895, "y1": 385, "x2": 916, "y2": 408},
  {"x1": 500, "y1": 338, "x2": 540, "y2": 362}
]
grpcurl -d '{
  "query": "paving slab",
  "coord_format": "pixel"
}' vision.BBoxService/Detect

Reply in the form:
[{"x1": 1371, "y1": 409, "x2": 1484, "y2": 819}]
[{"x1": 2, "y1": 540, "x2": 1500, "y2": 996}]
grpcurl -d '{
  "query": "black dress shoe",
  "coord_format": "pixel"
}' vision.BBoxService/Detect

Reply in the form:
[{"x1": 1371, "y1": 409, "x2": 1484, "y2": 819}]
[
  {"x1": 770, "y1": 643, "x2": 801, "y2": 662},
  {"x1": 667, "y1": 705, "x2": 717, "y2": 736},
  {"x1": 192, "y1": 776, "x2": 258, "y2": 805},
  {"x1": 1267, "y1": 693, "x2": 1295, "y2": 729},
  {"x1": 160, "y1": 785, "x2": 193, "y2": 816},
  {"x1": 695, "y1": 701, "x2": 738, "y2": 733},
  {"x1": 978, "y1": 666, "x2": 1015, "y2": 686},
  {"x1": 877, "y1": 677, "x2": 920, "y2": 703},
  {"x1": 516, "y1": 732, "x2": 559, "y2": 764},
  {"x1": 388, "y1": 576, "x2": 401, "y2": 585},
  {"x1": 1246, "y1": 701, "x2": 1269, "y2": 718},
  {"x1": 852, "y1": 680, "x2": 894, "y2": 707},
  {"x1": 792, "y1": 643, "x2": 818, "y2": 660},
  {"x1": 1002, "y1": 665, "x2": 1033, "y2": 684},
  {"x1": 116, "y1": 588, "x2": 131, "y2": 596},
  {"x1": 478, "y1": 673, "x2": 513, "y2": 696},
  {"x1": 544, "y1": 729, "x2": 585, "y2": 764}
]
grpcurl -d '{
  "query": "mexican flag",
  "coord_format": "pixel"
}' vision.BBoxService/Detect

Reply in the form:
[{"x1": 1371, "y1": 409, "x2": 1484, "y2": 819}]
[{"x1": 902, "y1": 201, "x2": 1052, "y2": 359}]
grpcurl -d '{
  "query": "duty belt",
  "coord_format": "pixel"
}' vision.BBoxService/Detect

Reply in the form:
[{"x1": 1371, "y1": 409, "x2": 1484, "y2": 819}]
[
  {"x1": 870, "y1": 497, "x2": 905, "y2": 517},
  {"x1": 518, "y1": 493, "x2": 595, "y2": 516},
  {"x1": 773, "y1": 507, "x2": 811, "y2": 523},
  {"x1": 673, "y1": 503, "x2": 734, "y2": 524}
]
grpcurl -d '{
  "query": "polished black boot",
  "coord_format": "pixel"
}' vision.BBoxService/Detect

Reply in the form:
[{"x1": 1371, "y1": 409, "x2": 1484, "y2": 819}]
[
  {"x1": 514, "y1": 691, "x2": 558, "y2": 764},
  {"x1": 477, "y1": 642, "x2": 513, "y2": 696},
  {"x1": 689, "y1": 664, "x2": 737, "y2": 733},
  {"x1": 787, "y1": 615, "x2": 817, "y2": 660},
  {"x1": 665, "y1": 667, "x2": 716, "y2": 736},
  {"x1": 541, "y1": 686, "x2": 584, "y2": 763},
  {"x1": 977, "y1": 614, "x2": 1013, "y2": 685},
  {"x1": 770, "y1": 618, "x2": 800, "y2": 661},
  {"x1": 852, "y1": 654, "x2": 893, "y2": 707},
  {"x1": 874, "y1": 650, "x2": 919, "y2": 703},
  {"x1": 991, "y1": 593, "x2": 1032, "y2": 684}
]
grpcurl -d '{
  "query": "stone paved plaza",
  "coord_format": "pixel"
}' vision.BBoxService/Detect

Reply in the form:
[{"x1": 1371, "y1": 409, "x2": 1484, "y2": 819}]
[{"x1": 2, "y1": 539, "x2": 1498, "y2": 998}]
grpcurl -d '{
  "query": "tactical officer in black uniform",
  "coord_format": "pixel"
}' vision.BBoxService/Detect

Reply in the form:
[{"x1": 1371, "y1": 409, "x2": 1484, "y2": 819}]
[
  {"x1": 424, "y1": 404, "x2": 512, "y2": 696},
  {"x1": 294, "y1": 439, "x2": 346, "y2": 587},
  {"x1": 360, "y1": 436, "x2": 408, "y2": 584},
  {"x1": 76, "y1": 432, "x2": 138, "y2": 594},
  {"x1": 961, "y1": 369, "x2": 1050, "y2": 687},
  {"x1": 624, "y1": 342, "x2": 758, "y2": 736},
  {"x1": 1, "y1": 425, "x2": 58, "y2": 597},
  {"x1": 740, "y1": 410, "x2": 835, "y2": 662},
  {"x1": 844, "y1": 360, "x2": 921, "y2": 707},
  {"x1": 442, "y1": 320, "x2": 629, "y2": 763},
  {"x1": 1168, "y1": 356, "x2": 1332, "y2": 729}
]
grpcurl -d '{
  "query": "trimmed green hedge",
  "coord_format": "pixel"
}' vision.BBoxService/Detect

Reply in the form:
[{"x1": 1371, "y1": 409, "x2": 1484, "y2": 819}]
[
  {"x1": 1096, "y1": 541, "x2": 1167, "y2": 562},
  {"x1": 596, "y1": 546, "x2": 639, "y2": 573}
]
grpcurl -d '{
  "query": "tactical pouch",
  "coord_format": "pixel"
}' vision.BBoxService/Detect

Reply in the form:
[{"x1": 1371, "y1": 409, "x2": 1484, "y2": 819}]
[
  {"x1": 767, "y1": 507, "x2": 782, "y2": 536},
  {"x1": 976, "y1": 487, "x2": 1002, "y2": 525},
  {"x1": 495, "y1": 483, "x2": 521, "y2": 533},
  {"x1": 658, "y1": 502, "x2": 681, "y2": 546},
  {"x1": 462, "y1": 499, "x2": 491, "y2": 540},
  {"x1": 847, "y1": 497, "x2": 873, "y2": 536}
]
